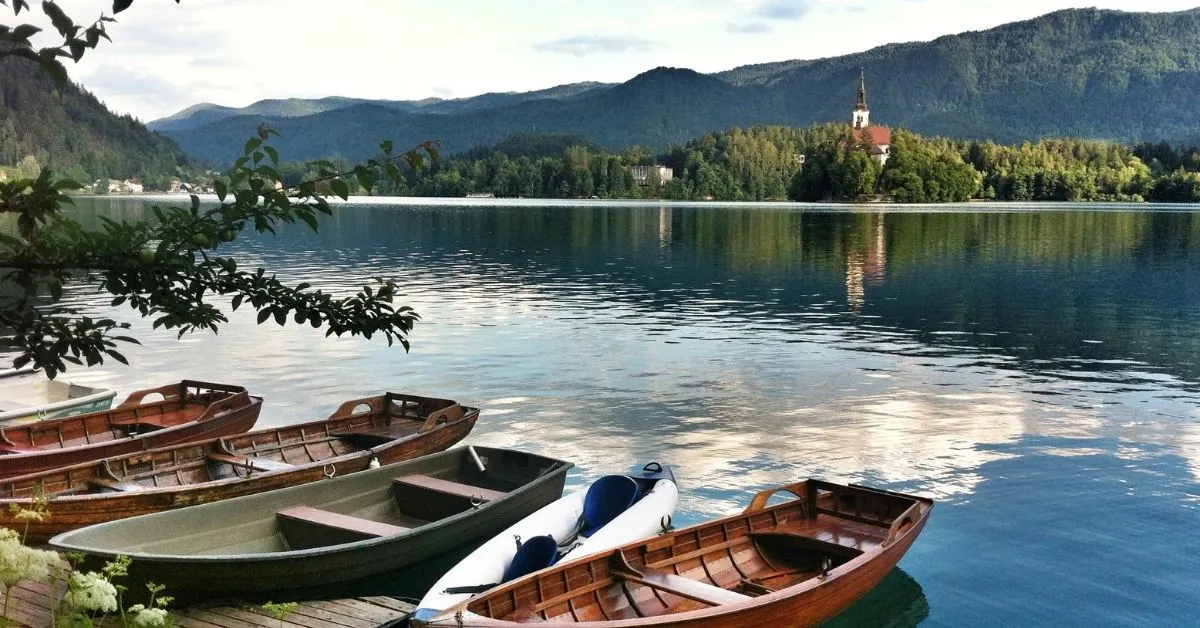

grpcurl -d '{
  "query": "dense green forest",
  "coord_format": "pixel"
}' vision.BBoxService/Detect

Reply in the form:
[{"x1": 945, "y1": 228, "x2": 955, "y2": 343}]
[
  {"x1": 158, "y1": 8, "x2": 1200, "y2": 165},
  {"x1": 0, "y1": 59, "x2": 188, "y2": 188},
  {"x1": 371, "y1": 127, "x2": 1200, "y2": 203}
]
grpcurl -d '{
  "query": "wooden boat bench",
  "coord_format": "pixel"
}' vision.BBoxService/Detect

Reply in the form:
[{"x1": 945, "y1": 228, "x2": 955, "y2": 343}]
[
  {"x1": 276, "y1": 505, "x2": 409, "y2": 538},
  {"x1": 392, "y1": 474, "x2": 505, "y2": 502},
  {"x1": 208, "y1": 452, "x2": 294, "y2": 473},
  {"x1": 391, "y1": 474, "x2": 506, "y2": 521},
  {"x1": 87, "y1": 477, "x2": 147, "y2": 492},
  {"x1": 609, "y1": 554, "x2": 750, "y2": 607}
]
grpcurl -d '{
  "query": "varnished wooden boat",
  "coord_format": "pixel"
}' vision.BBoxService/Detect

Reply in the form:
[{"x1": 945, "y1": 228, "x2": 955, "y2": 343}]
[
  {"x1": 0, "y1": 368, "x2": 117, "y2": 426},
  {"x1": 50, "y1": 446, "x2": 572, "y2": 600},
  {"x1": 0, "y1": 392, "x2": 477, "y2": 543},
  {"x1": 416, "y1": 480, "x2": 933, "y2": 627},
  {"x1": 0, "y1": 380, "x2": 260, "y2": 478}
]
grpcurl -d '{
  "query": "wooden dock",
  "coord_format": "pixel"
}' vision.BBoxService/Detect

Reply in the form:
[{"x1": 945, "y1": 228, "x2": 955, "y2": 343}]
[{"x1": 1, "y1": 579, "x2": 415, "y2": 627}]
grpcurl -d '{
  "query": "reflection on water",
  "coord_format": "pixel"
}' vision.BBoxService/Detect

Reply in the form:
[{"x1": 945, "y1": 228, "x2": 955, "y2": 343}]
[
  {"x1": 826, "y1": 568, "x2": 929, "y2": 628},
  {"x1": 43, "y1": 197, "x2": 1200, "y2": 625}
]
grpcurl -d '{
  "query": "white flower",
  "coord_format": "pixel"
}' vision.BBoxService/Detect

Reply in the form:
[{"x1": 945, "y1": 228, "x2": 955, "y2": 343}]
[
  {"x1": 130, "y1": 606, "x2": 170, "y2": 627},
  {"x1": 62, "y1": 570, "x2": 118, "y2": 613},
  {"x1": 0, "y1": 527, "x2": 66, "y2": 586}
]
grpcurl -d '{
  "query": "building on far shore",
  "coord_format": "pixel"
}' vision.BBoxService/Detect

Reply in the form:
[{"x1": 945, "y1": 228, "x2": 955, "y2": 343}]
[
  {"x1": 631, "y1": 165, "x2": 674, "y2": 186},
  {"x1": 852, "y1": 70, "x2": 891, "y2": 166}
]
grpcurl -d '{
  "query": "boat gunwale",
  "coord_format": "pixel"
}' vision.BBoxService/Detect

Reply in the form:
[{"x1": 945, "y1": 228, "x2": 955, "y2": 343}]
[{"x1": 49, "y1": 445, "x2": 573, "y2": 564}]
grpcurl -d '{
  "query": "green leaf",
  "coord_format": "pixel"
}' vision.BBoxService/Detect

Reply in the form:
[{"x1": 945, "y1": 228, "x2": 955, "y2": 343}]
[
  {"x1": 109, "y1": 350, "x2": 128, "y2": 365},
  {"x1": 244, "y1": 137, "x2": 263, "y2": 155},
  {"x1": 68, "y1": 38, "x2": 86, "y2": 61},
  {"x1": 330, "y1": 179, "x2": 349, "y2": 201},
  {"x1": 190, "y1": 194, "x2": 200, "y2": 212},
  {"x1": 380, "y1": 140, "x2": 393, "y2": 155},
  {"x1": 256, "y1": 308, "x2": 271, "y2": 324},
  {"x1": 264, "y1": 146, "x2": 279, "y2": 164},
  {"x1": 356, "y1": 170, "x2": 374, "y2": 194},
  {"x1": 112, "y1": 0, "x2": 135, "y2": 13},
  {"x1": 214, "y1": 180, "x2": 228, "y2": 201},
  {"x1": 42, "y1": 1, "x2": 75, "y2": 38},
  {"x1": 84, "y1": 24, "x2": 102, "y2": 47},
  {"x1": 11, "y1": 23, "x2": 39, "y2": 40}
]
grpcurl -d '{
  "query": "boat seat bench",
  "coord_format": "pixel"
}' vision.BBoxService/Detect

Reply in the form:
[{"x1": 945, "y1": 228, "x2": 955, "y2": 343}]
[
  {"x1": 87, "y1": 477, "x2": 147, "y2": 492},
  {"x1": 207, "y1": 453, "x2": 294, "y2": 472},
  {"x1": 621, "y1": 570, "x2": 751, "y2": 606},
  {"x1": 610, "y1": 555, "x2": 751, "y2": 607},
  {"x1": 276, "y1": 505, "x2": 409, "y2": 538},
  {"x1": 392, "y1": 474, "x2": 505, "y2": 502}
]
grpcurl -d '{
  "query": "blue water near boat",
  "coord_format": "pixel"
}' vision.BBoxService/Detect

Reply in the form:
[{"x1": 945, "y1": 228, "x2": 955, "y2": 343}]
[{"x1": 49, "y1": 197, "x2": 1200, "y2": 626}]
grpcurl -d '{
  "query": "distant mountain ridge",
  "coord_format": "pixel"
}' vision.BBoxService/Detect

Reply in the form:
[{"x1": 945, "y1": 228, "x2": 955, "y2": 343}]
[
  {"x1": 148, "y1": 82, "x2": 613, "y2": 132},
  {"x1": 155, "y1": 7, "x2": 1200, "y2": 165}
]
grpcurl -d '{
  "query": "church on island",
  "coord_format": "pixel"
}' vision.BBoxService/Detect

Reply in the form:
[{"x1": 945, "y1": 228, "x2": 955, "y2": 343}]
[{"x1": 852, "y1": 70, "x2": 891, "y2": 166}]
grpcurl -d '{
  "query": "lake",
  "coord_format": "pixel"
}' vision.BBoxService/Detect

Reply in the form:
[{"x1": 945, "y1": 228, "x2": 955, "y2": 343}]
[{"x1": 49, "y1": 196, "x2": 1200, "y2": 626}]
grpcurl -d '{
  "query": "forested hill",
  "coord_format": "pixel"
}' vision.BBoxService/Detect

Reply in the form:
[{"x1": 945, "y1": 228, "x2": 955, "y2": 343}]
[
  {"x1": 0, "y1": 58, "x2": 186, "y2": 187},
  {"x1": 158, "y1": 7, "x2": 1200, "y2": 166}
]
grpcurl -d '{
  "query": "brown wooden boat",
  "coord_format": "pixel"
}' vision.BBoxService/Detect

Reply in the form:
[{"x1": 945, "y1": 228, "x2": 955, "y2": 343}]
[
  {"x1": 0, "y1": 392, "x2": 476, "y2": 543},
  {"x1": 0, "y1": 380, "x2": 260, "y2": 479},
  {"x1": 415, "y1": 480, "x2": 933, "y2": 627}
]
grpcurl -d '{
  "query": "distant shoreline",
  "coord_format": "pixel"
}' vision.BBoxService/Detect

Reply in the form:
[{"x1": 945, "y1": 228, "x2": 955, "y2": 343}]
[{"x1": 71, "y1": 194, "x2": 1197, "y2": 209}]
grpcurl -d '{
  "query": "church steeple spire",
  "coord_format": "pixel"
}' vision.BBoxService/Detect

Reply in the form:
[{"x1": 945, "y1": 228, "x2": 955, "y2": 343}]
[
  {"x1": 856, "y1": 68, "x2": 868, "y2": 111},
  {"x1": 852, "y1": 69, "x2": 870, "y2": 129}
]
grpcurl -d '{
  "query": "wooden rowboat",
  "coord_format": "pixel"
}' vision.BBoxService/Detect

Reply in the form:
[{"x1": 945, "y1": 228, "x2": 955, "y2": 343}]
[
  {"x1": 50, "y1": 446, "x2": 572, "y2": 600},
  {"x1": 416, "y1": 479, "x2": 933, "y2": 627},
  {"x1": 0, "y1": 392, "x2": 477, "y2": 543},
  {"x1": 0, "y1": 368, "x2": 117, "y2": 426},
  {"x1": 0, "y1": 380, "x2": 261, "y2": 478}
]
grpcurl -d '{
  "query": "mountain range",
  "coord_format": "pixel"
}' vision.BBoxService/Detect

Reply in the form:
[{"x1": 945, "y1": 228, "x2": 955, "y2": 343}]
[{"x1": 150, "y1": 7, "x2": 1200, "y2": 166}]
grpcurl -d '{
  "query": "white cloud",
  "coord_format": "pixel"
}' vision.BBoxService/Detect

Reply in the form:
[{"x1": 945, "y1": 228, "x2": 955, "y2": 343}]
[
  {"x1": 727, "y1": 21, "x2": 773, "y2": 34},
  {"x1": 533, "y1": 35, "x2": 661, "y2": 57}
]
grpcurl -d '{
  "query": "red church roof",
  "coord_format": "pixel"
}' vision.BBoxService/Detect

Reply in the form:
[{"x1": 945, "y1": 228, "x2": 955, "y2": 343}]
[{"x1": 857, "y1": 125, "x2": 891, "y2": 147}]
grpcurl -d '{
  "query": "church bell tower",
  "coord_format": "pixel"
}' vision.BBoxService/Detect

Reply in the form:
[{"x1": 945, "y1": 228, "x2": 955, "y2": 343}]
[{"x1": 853, "y1": 69, "x2": 870, "y2": 129}]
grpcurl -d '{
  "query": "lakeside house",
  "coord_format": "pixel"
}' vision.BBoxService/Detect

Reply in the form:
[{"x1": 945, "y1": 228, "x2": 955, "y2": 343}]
[
  {"x1": 631, "y1": 165, "x2": 674, "y2": 186},
  {"x1": 101, "y1": 178, "x2": 144, "y2": 194}
]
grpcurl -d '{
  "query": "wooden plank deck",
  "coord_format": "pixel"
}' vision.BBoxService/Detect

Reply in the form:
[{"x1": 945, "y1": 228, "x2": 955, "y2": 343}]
[{"x1": 1, "y1": 581, "x2": 414, "y2": 627}]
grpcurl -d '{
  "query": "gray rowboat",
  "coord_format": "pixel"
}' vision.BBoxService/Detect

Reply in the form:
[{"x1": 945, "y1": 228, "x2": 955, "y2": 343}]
[{"x1": 50, "y1": 445, "x2": 571, "y2": 600}]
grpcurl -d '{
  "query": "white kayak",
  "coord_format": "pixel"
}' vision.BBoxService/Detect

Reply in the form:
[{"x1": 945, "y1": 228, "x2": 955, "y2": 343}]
[{"x1": 414, "y1": 463, "x2": 678, "y2": 621}]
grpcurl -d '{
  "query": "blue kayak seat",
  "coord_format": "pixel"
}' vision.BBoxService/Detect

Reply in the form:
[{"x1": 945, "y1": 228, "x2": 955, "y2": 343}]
[
  {"x1": 580, "y1": 475, "x2": 645, "y2": 538},
  {"x1": 501, "y1": 535, "x2": 559, "y2": 583}
]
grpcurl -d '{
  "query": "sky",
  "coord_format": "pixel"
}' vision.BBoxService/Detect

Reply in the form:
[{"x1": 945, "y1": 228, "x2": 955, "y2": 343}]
[{"x1": 18, "y1": 0, "x2": 1200, "y2": 122}]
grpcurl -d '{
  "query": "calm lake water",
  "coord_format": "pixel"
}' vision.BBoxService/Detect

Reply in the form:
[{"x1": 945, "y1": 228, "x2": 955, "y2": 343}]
[{"x1": 50, "y1": 197, "x2": 1200, "y2": 626}]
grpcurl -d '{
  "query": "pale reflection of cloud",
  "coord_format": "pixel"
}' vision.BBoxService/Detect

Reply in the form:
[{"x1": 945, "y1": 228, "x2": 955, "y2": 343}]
[{"x1": 1178, "y1": 422, "x2": 1200, "y2": 483}]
